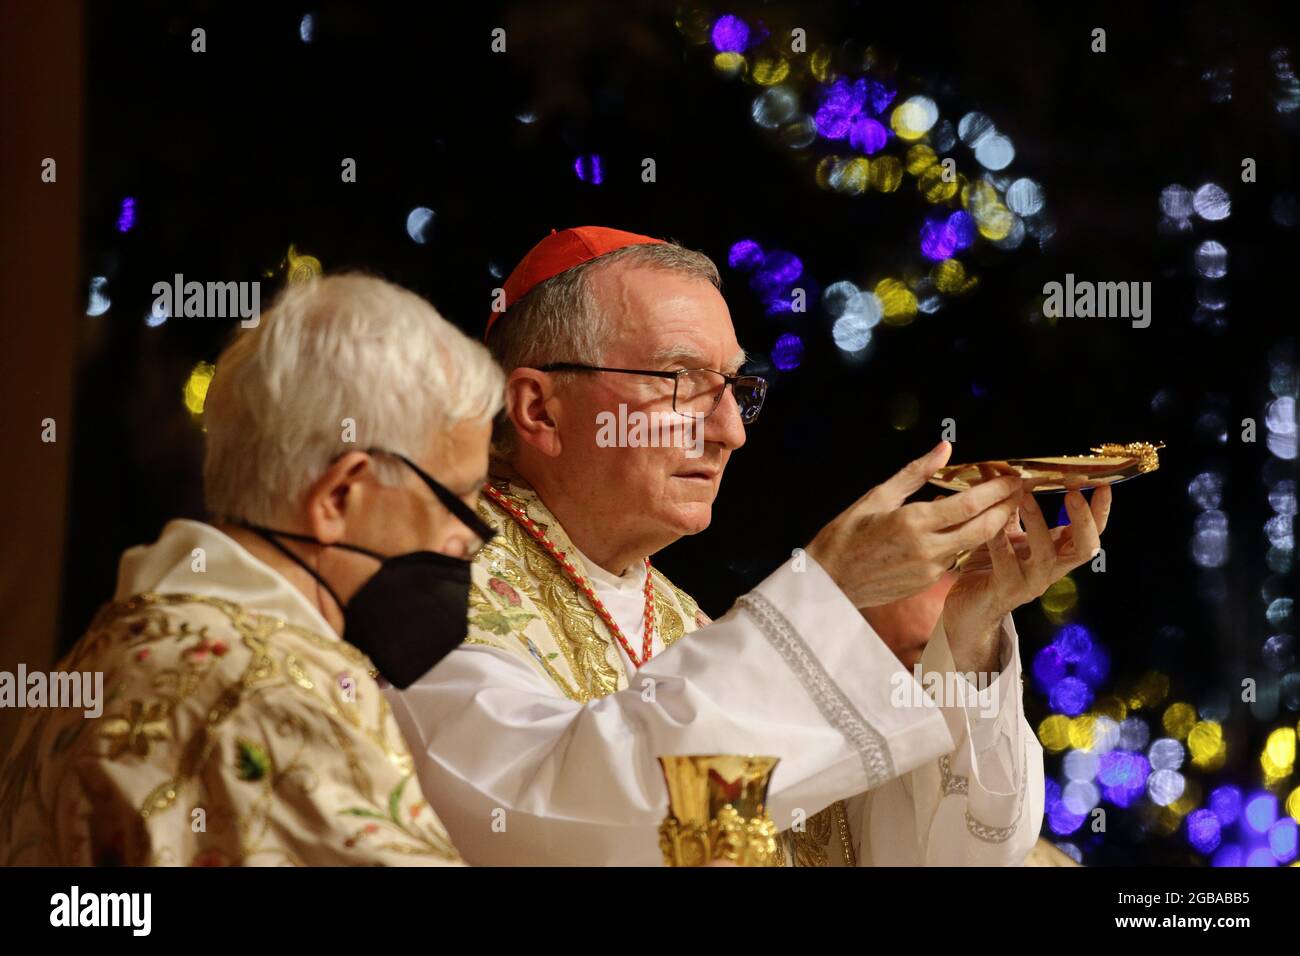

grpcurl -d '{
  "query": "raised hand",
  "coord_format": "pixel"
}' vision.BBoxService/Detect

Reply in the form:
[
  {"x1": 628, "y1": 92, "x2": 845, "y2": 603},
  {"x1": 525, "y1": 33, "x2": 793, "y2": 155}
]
[
  {"x1": 942, "y1": 483, "x2": 1114, "y2": 669},
  {"x1": 807, "y1": 441, "x2": 1024, "y2": 609}
]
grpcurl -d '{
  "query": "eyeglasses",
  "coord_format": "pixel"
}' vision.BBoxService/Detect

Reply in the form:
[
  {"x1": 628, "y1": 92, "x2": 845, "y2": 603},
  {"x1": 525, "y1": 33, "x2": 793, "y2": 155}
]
[
  {"x1": 537, "y1": 363, "x2": 768, "y2": 424},
  {"x1": 367, "y1": 448, "x2": 497, "y2": 557}
]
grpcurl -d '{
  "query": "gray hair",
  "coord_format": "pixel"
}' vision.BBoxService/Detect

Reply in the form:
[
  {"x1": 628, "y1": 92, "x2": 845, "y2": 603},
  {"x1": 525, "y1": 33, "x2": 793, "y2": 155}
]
[
  {"x1": 203, "y1": 273, "x2": 504, "y2": 524},
  {"x1": 486, "y1": 241, "x2": 720, "y2": 457}
]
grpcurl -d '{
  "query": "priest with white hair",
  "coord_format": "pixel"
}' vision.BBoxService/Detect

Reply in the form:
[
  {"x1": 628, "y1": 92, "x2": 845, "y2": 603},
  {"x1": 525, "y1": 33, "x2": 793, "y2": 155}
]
[
  {"x1": 390, "y1": 227, "x2": 1115, "y2": 866},
  {"x1": 0, "y1": 274, "x2": 503, "y2": 866}
]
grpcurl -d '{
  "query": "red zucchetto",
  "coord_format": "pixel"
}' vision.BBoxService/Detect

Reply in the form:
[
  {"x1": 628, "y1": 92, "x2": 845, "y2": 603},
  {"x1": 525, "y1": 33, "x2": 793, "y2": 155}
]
[{"x1": 486, "y1": 226, "x2": 664, "y2": 339}]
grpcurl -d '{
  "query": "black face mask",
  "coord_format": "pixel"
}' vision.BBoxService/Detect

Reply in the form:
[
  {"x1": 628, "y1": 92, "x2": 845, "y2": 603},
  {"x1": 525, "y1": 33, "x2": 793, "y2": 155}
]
[
  {"x1": 236, "y1": 448, "x2": 497, "y2": 689},
  {"x1": 244, "y1": 528, "x2": 473, "y2": 689}
]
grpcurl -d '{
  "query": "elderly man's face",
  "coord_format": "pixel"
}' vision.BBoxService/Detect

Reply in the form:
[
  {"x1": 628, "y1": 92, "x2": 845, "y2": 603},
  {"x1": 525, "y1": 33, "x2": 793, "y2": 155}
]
[
  {"x1": 312, "y1": 419, "x2": 492, "y2": 607},
  {"x1": 554, "y1": 265, "x2": 748, "y2": 552}
]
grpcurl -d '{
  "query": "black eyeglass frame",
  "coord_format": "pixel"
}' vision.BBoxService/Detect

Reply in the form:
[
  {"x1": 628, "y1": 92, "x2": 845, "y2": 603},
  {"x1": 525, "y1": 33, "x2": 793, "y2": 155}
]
[
  {"x1": 366, "y1": 447, "x2": 497, "y2": 548},
  {"x1": 535, "y1": 363, "x2": 769, "y2": 424}
]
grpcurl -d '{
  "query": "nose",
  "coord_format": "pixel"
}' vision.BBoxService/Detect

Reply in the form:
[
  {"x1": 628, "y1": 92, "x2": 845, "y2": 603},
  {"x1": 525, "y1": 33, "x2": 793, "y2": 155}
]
[
  {"x1": 705, "y1": 385, "x2": 747, "y2": 451},
  {"x1": 436, "y1": 513, "x2": 480, "y2": 559}
]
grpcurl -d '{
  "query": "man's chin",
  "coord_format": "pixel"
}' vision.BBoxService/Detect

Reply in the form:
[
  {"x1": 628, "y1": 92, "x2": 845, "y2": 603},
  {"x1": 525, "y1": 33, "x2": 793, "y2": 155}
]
[{"x1": 658, "y1": 501, "x2": 713, "y2": 537}]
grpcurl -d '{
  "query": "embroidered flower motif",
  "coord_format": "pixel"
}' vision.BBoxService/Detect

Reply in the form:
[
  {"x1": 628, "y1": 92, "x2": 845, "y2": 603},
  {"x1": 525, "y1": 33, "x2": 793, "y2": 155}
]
[
  {"x1": 184, "y1": 637, "x2": 228, "y2": 664},
  {"x1": 134, "y1": 648, "x2": 151, "y2": 663},
  {"x1": 100, "y1": 700, "x2": 171, "y2": 758},
  {"x1": 234, "y1": 738, "x2": 272, "y2": 781},
  {"x1": 488, "y1": 577, "x2": 522, "y2": 606},
  {"x1": 470, "y1": 606, "x2": 537, "y2": 636},
  {"x1": 192, "y1": 848, "x2": 226, "y2": 866}
]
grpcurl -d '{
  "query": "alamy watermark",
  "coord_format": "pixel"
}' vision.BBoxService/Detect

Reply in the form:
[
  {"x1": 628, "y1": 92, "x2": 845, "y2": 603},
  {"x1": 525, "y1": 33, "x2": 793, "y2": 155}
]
[
  {"x1": 890, "y1": 664, "x2": 1001, "y2": 718},
  {"x1": 152, "y1": 273, "x2": 261, "y2": 327},
  {"x1": 596, "y1": 404, "x2": 705, "y2": 458},
  {"x1": 0, "y1": 664, "x2": 103, "y2": 718},
  {"x1": 50, "y1": 886, "x2": 151, "y2": 936},
  {"x1": 1042, "y1": 273, "x2": 1151, "y2": 328}
]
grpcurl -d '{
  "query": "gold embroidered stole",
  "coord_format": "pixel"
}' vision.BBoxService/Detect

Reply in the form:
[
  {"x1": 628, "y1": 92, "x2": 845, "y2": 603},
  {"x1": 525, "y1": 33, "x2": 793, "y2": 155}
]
[
  {"x1": 466, "y1": 477, "x2": 854, "y2": 865},
  {"x1": 468, "y1": 478, "x2": 699, "y2": 702}
]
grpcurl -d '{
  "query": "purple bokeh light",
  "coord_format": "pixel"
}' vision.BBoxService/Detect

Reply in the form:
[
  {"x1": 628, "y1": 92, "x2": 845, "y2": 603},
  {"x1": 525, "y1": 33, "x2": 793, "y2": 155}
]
[
  {"x1": 116, "y1": 196, "x2": 136, "y2": 233},
  {"x1": 1209, "y1": 785, "x2": 1242, "y2": 826},
  {"x1": 1054, "y1": 624, "x2": 1093, "y2": 662},
  {"x1": 920, "y1": 218, "x2": 958, "y2": 261},
  {"x1": 1032, "y1": 645, "x2": 1067, "y2": 690},
  {"x1": 1099, "y1": 752, "x2": 1150, "y2": 808},
  {"x1": 1268, "y1": 818, "x2": 1298, "y2": 862},
  {"x1": 947, "y1": 210, "x2": 976, "y2": 250},
  {"x1": 1049, "y1": 675, "x2": 1093, "y2": 716},
  {"x1": 574, "y1": 155, "x2": 603, "y2": 184},
  {"x1": 1076, "y1": 644, "x2": 1111, "y2": 689},
  {"x1": 772, "y1": 333, "x2": 804, "y2": 371},
  {"x1": 710, "y1": 15, "x2": 750, "y2": 53},
  {"x1": 729, "y1": 239, "x2": 764, "y2": 271},
  {"x1": 1186, "y1": 808, "x2": 1222, "y2": 854},
  {"x1": 848, "y1": 116, "x2": 888, "y2": 153},
  {"x1": 1244, "y1": 792, "x2": 1278, "y2": 833}
]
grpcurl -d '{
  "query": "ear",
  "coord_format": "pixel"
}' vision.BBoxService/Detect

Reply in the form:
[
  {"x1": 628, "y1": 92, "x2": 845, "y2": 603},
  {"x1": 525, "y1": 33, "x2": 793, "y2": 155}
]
[
  {"x1": 301, "y1": 451, "x2": 373, "y2": 543},
  {"x1": 505, "y1": 367, "x2": 563, "y2": 458}
]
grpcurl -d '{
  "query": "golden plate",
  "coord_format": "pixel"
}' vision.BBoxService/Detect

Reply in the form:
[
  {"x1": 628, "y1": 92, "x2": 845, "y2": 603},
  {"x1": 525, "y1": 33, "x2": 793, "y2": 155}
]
[{"x1": 929, "y1": 442, "x2": 1164, "y2": 493}]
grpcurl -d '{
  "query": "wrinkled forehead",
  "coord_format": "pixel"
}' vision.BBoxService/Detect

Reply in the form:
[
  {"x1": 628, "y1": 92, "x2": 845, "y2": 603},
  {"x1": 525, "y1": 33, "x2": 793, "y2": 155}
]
[{"x1": 593, "y1": 265, "x2": 744, "y2": 370}]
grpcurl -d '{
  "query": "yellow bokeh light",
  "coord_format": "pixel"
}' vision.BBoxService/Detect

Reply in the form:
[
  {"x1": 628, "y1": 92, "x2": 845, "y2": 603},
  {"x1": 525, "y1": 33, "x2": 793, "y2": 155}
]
[
  {"x1": 712, "y1": 52, "x2": 747, "y2": 77},
  {"x1": 868, "y1": 155, "x2": 903, "y2": 193},
  {"x1": 874, "y1": 277, "x2": 917, "y2": 325},
  {"x1": 919, "y1": 164, "x2": 959, "y2": 204},
  {"x1": 905, "y1": 144, "x2": 937, "y2": 175},
  {"x1": 1194, "y1": 747, "x2": 1227, "y2": 773},
  {"x1": 815, "y1": 156, "x2": 840, "y2": 191},
  {"x1": 1170, "y1": 779, "x2": 1202, "y2": 817},
  {"x1": 1039, "y1": 575, "x2": 1078, "y2": 621},
  {"x1": 1265, "y1": 727, "x2": 1296, "y2": 770},
  {"x1": 810, "y1": 46, "x2": 834, "y2": 83},
  {"x1": 1162, "y1": 702, "x2": 1197, "y2": 740},
  {"x1": 932, "y1": 258, "x2": 966, "y2": 294},
  {"x1": 1262, "y1": 757, "x2": 1291, "y2": 788},
  {"x1": 1038, "y1": 714, "x2": 1071, "y2": 752},
  {"x1": 1148, "y1": 804, "x2": 1182, "y2": 836},
  {"x1": 962, "y1": 178, "x2": 998, "y2": 213},
  {"x1": 975, "y1": 203, "x2": 1015, "y2": 241},
  {"x1": 1170, "y1": 790, "x2": 1196, "y2": 816},
  {"x1": 1129, "y1": 670, "x2": 1171, "y2": 710},
  {"x1": 183, "y1": 361, "x2": 216, "y2": 419},
  {"x1": 1068, "y1": 714, "x2": 1097, "y2": 751},
  {"x1": 286, "y1": 244, "x2": 322, "y2": 284},
  {"x1": 750, "y1": 55, "x2": 789, "y2": 85},
  {"x1": 833, "y1": 157, "x2": 870, "y2": 195},
  {"x1": 1188, "y1": 720, "x2": 1226, "y2": 770},
  {"x1": 674, "y1": 9, "x2": 712, "y2": 43},
  {"x1": 1286, "y1": 785, "x2": 1300, "y2": 823},
  {"x1": 889, "y1": 96, "x2": 937, "y2": 141},
  {"x1": 1092, "y1": 695, "x2": 1127, "y2": 722}
]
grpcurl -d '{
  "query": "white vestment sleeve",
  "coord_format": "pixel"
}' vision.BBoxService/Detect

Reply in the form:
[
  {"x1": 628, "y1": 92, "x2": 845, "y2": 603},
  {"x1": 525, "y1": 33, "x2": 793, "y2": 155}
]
[
  {"x1": 388, "y1": 554, "x2": 956, "y2": 865},
  {"x1": 849, "y1": 613, "x2": 1045, "y2": 866}
]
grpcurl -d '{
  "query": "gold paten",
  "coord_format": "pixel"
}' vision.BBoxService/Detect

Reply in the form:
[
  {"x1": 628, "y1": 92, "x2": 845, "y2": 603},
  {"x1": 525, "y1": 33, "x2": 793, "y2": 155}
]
[{"x1": 930, "y1": 441, "x2": 1164, "y2": 493}]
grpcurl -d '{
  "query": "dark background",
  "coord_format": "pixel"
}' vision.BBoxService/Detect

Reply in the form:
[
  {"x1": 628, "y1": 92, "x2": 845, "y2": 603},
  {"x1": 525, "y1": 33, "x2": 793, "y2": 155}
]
[{"x1": 63, "y1": 0, "x2": 1298, "y2": 864}]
